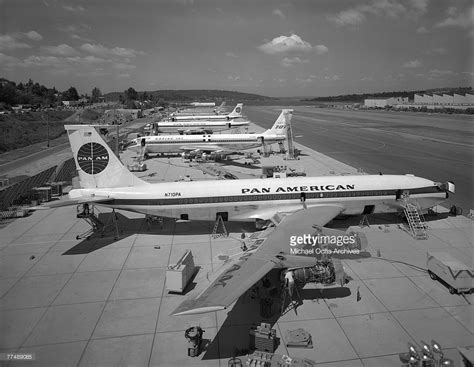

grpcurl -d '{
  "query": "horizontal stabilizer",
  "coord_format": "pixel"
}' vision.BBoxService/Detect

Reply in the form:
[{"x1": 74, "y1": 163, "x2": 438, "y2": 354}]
[{"x1": 31, "y1": 196, "x2": 113, "y2": 210}]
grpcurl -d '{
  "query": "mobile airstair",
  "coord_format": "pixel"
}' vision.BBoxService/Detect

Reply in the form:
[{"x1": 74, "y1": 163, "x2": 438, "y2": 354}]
[{"x1": 402, "y1": 199, "x2": 428, "y2": 239}]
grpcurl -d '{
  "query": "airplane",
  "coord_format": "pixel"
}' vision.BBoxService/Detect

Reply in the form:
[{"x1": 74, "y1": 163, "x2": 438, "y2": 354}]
[
  {"x1": 126, "y1": 109, "x2": 290, "y2": 156},
  {"x1": 41, "y1": 120, "x2": 454, "y2": 230},
  {"x1": 152, "y1": 118, "x2": 249, "y2": 135},
  {"x1": 190, "y1": 102, "x2": 215, "y2": 107},
  {"x1": 169, "y1": 103, "x2": 243, "y2": 121},
  {"x1": 172, "y1": 102, "x2": 227, "y2": 116}
]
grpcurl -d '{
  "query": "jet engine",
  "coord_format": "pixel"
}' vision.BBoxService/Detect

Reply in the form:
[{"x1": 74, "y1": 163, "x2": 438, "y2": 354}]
[{"x1": 282, "y1": 260, "x2": 336, "y2": 293}]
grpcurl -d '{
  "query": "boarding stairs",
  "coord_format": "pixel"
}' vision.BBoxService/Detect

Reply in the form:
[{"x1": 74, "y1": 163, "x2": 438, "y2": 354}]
[
  {"x1": 211, "y1": 215, "x2": 228, "y2": 239},
  {"x1": 402, "y1": 199, "x2": 428, "y2": 240},
  {"x1": 137, "y1": 143, "x2": 147, "y2": 162},
  {"x1": 76, "y1": 205, "x2": 120, "y2": 240}
]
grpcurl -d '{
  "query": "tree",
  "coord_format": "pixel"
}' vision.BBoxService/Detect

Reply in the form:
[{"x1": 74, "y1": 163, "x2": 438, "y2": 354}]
[
  {"x1": 62, "y1": 86, "x2": 79, "y2": 101},
  {"x1": 125, "y1": 87, "x2": 137, "y2": 101},
  {"x1": 141, "y1": 91, "x2": 148, "y2": 101},
  {"x1": 91, "y1": 87, "x2": 102, "y2": 103}
]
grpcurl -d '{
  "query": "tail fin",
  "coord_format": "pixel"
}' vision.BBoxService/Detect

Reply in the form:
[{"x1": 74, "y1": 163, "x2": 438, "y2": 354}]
[
  {"x1": 263, "y1": 109, "x2": 293, "y2": 135},
  {"x1": 65, "y1": 125, "x2": 148, "y2": 188},
  {"x1": 228, "y1": 103, "x2": 243, "y2": 118}
]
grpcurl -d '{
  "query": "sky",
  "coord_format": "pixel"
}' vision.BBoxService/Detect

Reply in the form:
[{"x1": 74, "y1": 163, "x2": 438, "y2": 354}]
[{"x1": 0, "y1": 0, "x2": 472, "y2": 97}]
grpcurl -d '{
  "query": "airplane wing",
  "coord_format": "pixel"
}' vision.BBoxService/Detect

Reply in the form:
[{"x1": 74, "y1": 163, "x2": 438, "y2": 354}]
[
  {"x1": 32, "y1": 196, "x2": 113, "y2": 210},
  {"x1": 179, "y1": 145, "x2": 232, "y2": 153},
  {"x1": 172, "y1": 204, "x2": 343, "y2": 316}
]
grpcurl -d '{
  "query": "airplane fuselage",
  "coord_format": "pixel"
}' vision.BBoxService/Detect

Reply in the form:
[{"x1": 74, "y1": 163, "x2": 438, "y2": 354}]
[
  {"x1": 128, "y1": 133, "x2": 285, "y2": 154},
  {"x1": 69, "y1": 175, "x2": 450, "y2": 221},
  {"x1": 171, "y1": 115, "x2": 240, "y2": 121},
  {"x1": 155, "y1": 120, "x2": 249, "y2": 133}
]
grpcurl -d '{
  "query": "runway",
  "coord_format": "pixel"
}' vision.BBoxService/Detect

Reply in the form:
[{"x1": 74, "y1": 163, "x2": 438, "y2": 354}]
[{"x1": 246, "y1": 106, "x2": 473, "y2": 213}]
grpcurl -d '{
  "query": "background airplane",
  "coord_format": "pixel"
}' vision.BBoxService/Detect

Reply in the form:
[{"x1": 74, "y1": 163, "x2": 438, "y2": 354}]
[
  {"x1": 153, "y1": 118, "x2": 249, "y2": 135},
  {"x1": 170, "y1": 103, "x2": 243, "y2": 121},
  {"x1": 127, "y1": 109, "x2": 290, "y2": 156}
]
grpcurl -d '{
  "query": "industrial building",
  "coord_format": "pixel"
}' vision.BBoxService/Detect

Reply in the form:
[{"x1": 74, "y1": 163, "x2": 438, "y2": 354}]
[
  {"x1": 365, "y1": 93, "x2": 474, "y2": 110},
  {"x1": 414, "y1": 93, "x2": 474, "y2": 106},
  {"x1": 364, "y1": 97, "x2": 408, "y2": 108}
]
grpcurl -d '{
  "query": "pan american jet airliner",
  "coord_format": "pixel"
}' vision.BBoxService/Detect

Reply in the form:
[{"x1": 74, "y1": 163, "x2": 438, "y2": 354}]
[{"x1": 38, "y1": 121, "x2": 454, "y2": 316}]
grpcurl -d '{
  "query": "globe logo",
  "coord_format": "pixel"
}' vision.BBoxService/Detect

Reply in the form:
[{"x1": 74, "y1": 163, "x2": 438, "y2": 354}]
[
  {"x1": 77, "y1": 143, "x2": 109, "y2": 174},
  {"x1": 235, "y1": 107, "x2": 241, "y2": 113}
]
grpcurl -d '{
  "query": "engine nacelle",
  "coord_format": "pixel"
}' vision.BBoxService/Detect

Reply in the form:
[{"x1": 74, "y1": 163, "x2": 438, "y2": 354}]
[{"x1": 283, "y1": 260, "x2": 336, "y2": 289}]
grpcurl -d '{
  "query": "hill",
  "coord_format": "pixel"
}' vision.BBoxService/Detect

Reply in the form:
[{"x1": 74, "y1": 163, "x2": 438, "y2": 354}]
[{"x1": 104, "y1": 89, "x2": 275, "y2": 104}]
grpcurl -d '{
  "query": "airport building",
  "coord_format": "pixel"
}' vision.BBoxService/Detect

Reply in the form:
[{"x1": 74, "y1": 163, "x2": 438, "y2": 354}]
[
  {"x1": 365, "y1": 93, "x2": 474, "y2": 110},
  {"x1": 364, "y1": 97, "x2": 408, "y2": 108},
  {"x1": 414, "y1": 93, "x2": 474, "y2": 106}
]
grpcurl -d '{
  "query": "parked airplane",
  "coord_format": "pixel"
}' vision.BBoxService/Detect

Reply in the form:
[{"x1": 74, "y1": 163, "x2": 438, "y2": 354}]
[
  {"x1": 35, "y1": 122, "x2": 455, "y2": 318},
  {"x1": 153, "y1": 118, "x2": 249, "y2": 135},
  {"x1": 42, "y1": 122, "x2": 453, "y2": 229},
  {"x1": 170, "y1": 103, "x2": 243, "y2": 121},
  {"x1": 127, "y1": 109, "x2": 290, "y2": 155},
  {"x1": 172, "y1": 102, "x2": 226, "y2": 116}
]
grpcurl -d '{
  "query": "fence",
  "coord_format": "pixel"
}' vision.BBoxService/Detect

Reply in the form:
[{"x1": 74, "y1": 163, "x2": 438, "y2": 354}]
[
  {"x1": 51, "y1": 158, "x2": 76, "y2": 183},
  {"x1": 0, "y1": 166, "x2": 57, "y2": 211}
]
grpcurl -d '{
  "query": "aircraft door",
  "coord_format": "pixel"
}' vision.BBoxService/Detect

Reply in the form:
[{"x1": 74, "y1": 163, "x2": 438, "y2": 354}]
[{"x1": 362, "y1": 205, "x2": 375, "y2": 215}]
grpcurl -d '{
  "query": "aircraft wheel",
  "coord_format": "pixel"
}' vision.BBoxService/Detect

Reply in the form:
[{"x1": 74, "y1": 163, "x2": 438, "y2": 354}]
[
  {"x1": 449, "y1": 286, "x2": 457, "y2": 294},
  {"x1": 76, "y1": 235, "x2": 80, "y2": 240},
  {"x1": 428, "y1": 270, "x2": 437, "y2": 280}
]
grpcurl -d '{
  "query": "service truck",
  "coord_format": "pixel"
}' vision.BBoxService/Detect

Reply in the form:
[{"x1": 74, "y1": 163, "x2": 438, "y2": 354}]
[{"x1": 427, "y1": 251, "x2": 473, "y2": 294}]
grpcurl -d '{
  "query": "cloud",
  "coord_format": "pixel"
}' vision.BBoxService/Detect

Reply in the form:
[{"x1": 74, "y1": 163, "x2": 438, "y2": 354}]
[
  {"x1": 409, "y1": 0, "x2": 428, "y2": 13},
  {"x1": 416, "y1": 26, "x2": 429, "y2": 33},
  {"x1": 281, "y1": 57, "x2": 309, "y2": 67},
  {"x1": 328, "y1": 0, "x2": 426, "y2": 26},
  {"x1": 62, "y1": 4, "x2": 85, "y2": 12},
  {"x1": 80, "y1": 43, "x2": 144, "y2": 58},
  {"x1": 258, "y1": 34, "x2": 313, "y2": 55},
  {"x1": 0, "y1": 34, "x2": 31, "y2": 51},
  {"x1": 436, "y1": 6, "x2": 473, "y2": 28},
  {"x1": 225, "y1": 51, "x2": 238, "y2": 58},
  {"x1": 403, "y1": 59, "x2": 422, "y2": 68},
  {"x1": 41, "y1": 44, "x2": 79, "y2": 56},
  {"x1": 24, "y1": 31, "x2": 43, "y2": 41},
  {"x1": 273, "y1": 9, "x2": 285, "y2": 19},
  {"x1": 325, "y1": 74, "x2": 341, "y2": 81},
  {"x1": 328, "y1": 9, "x2": 366, "y2": 26},
  {"x1": 314, "y1": 45, "x2": 328, "y2": 55}
]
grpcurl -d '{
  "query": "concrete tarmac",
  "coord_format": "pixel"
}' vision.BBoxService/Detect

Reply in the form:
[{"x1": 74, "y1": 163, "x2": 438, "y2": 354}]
[{"x1": 245, "y1": 106, "x2": 473, "y2": 213}]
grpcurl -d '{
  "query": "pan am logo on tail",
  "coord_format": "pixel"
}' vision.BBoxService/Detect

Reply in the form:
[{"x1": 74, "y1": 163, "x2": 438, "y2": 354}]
[
  {"x1": 235, "y1": 107, "x2": 241, "y2": 114},
  {"x1": 77, "y1": 142, "x2": 109, "y2": 174}
]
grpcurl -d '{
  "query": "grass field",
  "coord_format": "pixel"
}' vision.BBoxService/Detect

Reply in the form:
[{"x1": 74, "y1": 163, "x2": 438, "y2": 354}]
[{"x1": 0, "y1": 111, "x2": 74, "y2": 153}]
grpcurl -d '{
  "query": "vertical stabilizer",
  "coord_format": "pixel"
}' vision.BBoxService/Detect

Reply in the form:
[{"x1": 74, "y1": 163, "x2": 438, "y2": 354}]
[
  {"x1": 263, "y1": 109, "x2": 293, "y2": 135},
  {"x1": 227, "y1": 103, "x2": 243, "y2": 118},
  {"x1": 65, "y1": 125, "x2": 148, "y2": 188}
]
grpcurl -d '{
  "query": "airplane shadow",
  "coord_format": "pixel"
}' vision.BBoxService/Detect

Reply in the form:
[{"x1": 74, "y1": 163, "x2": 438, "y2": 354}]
[
  {"x1": 63, "y1": 212, "x2": 257, "y2": 255},
  {"x1": 329, "y1": 211, "x2": 451, "y2": 230},
  {"x1": 201, "y1": 269, "x2": 351, "y2": 360},
  {"x1": 220, "y1": 160, "x2": 261, "y2": 170}
]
